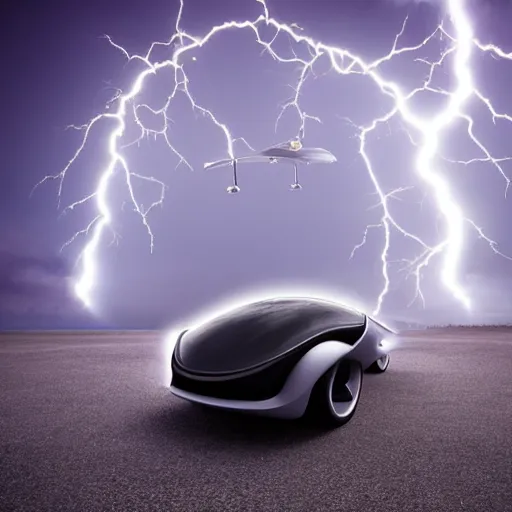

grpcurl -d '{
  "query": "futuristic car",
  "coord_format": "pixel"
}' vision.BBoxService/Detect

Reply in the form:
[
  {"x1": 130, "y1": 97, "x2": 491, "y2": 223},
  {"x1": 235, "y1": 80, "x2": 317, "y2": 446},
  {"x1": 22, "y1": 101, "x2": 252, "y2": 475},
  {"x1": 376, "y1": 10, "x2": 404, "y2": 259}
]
[
  {"x1": 170, "y1": 297, "x2": 395, "y2": 427},
  {"x1": 204, "y1": 140, "x2": 337, "y2": 193}
]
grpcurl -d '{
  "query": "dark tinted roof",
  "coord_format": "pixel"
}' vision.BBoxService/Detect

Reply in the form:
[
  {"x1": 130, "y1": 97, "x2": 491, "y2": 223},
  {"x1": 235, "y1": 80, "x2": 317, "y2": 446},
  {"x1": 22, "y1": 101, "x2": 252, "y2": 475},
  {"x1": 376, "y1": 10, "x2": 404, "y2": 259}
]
[{"x1": 176, "y1": 298, "x2": 365, "y2": 374}]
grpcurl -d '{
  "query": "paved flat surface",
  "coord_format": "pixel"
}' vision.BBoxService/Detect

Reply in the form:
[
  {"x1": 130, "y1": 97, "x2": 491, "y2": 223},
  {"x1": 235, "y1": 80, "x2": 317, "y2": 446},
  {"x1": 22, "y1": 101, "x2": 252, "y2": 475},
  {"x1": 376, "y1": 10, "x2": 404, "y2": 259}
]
[{"x1": 0, "y1": 329, "x2": 511, "y2": 512}]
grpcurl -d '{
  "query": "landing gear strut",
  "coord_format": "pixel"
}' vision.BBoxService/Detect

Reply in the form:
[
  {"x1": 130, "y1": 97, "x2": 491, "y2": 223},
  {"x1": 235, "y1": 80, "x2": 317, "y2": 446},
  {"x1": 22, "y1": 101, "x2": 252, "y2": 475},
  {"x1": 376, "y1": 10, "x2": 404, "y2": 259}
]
[
  {"x1": 290, "y1": 163, "x2": 302, "y2": 190},
  {"x1": 226, "y1": 160, "x2": 240, "y2": 194}
]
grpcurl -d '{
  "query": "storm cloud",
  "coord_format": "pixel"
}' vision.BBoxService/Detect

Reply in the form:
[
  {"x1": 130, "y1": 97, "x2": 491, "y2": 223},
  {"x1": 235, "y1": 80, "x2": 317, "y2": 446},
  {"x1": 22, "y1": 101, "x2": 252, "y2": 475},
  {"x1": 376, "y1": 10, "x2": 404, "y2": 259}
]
[{"x1": 0, "y1": 250, "x2": 100, "y2": 329}]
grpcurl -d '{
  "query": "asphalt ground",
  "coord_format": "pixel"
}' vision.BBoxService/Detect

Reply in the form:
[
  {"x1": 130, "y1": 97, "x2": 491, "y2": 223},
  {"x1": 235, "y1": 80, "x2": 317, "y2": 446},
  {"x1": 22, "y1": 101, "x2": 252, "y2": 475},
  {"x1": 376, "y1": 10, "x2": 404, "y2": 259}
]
[{"x1": 0, "y1": 328, "x2": 511, "y2": 512}]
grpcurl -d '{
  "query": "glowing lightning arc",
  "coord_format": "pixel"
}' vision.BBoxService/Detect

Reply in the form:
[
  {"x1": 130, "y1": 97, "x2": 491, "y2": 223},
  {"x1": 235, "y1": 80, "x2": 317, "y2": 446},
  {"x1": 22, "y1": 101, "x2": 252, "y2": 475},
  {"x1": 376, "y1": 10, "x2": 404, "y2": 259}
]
[{"x1": 34, "y1": 0, "x2": 512, "y2": 317}]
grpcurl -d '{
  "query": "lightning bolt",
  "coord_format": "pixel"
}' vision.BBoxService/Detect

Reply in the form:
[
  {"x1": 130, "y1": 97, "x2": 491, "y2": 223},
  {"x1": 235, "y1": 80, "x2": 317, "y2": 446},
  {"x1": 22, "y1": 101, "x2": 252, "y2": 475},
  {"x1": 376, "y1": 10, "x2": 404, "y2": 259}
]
[{"x1": 34, "y1": 0, "x2": 512, "y2": 317}]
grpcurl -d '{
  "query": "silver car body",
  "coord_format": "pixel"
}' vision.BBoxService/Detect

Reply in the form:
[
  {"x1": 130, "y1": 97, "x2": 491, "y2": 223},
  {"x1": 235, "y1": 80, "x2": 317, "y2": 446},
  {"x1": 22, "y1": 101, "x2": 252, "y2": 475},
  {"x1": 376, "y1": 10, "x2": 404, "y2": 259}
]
[{"x1": 170, "y1": 298, "x2": 395, "y2": 419}]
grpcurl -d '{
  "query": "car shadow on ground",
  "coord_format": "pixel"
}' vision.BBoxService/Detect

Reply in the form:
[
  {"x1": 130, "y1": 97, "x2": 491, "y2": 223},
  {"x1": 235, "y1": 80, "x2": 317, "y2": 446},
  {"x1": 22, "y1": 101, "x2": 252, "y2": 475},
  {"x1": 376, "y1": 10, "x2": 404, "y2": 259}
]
[{"x1": 146, "y1": 401, "x2": 338, "y2": 449}]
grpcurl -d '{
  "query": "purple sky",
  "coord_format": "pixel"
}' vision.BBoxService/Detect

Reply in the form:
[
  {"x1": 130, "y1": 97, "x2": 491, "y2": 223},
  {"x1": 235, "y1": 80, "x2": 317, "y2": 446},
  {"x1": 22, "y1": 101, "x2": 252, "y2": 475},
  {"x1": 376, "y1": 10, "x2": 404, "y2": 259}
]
[{"x1": 2, "y1": 0, "x2": 512, "y2": 330}]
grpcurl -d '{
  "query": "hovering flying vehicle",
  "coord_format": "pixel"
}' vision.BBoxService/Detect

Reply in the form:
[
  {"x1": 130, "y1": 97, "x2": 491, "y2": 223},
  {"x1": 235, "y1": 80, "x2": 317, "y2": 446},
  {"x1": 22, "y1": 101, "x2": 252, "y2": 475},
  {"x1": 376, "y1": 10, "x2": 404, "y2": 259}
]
[
  {"x1": 170, "y1": 297, "x2": 395, "y2": 427},
  {"x1": 204, "y1": 139, "x2": 337, "y2": 193}
]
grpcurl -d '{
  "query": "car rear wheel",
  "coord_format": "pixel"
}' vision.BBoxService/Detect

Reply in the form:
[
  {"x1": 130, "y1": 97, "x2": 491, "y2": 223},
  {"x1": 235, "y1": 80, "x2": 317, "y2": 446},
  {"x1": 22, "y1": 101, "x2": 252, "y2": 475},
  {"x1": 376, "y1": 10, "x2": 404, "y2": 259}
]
[
  {"x1": 305, "y1": 359, "x2": 363, "y2": 428},
  {"x1": 367, "y1": 353, "x2": 390, "y2": 373}
]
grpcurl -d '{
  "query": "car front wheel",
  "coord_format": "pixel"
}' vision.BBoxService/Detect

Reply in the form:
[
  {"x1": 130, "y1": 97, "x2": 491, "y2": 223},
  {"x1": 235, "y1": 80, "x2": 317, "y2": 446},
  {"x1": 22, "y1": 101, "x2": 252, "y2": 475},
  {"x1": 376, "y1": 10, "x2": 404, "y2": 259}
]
[{"x1": 305, "y1": 358, "x2": 363, "y2": 428}]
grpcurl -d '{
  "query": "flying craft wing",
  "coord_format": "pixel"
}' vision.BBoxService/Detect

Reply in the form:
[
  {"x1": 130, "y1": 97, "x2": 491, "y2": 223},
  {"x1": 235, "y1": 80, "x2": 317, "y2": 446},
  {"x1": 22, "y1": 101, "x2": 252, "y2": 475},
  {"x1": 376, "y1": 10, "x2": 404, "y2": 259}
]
[
  {"x1": 204, "y1": 155, "x2": 273, "y2": 171},
  {"x1": 204, "y1": 141, "x2": 336, "y2": 170},
  {"x1": 204, "y1": 140, "x2": 337, "y2": 192}
]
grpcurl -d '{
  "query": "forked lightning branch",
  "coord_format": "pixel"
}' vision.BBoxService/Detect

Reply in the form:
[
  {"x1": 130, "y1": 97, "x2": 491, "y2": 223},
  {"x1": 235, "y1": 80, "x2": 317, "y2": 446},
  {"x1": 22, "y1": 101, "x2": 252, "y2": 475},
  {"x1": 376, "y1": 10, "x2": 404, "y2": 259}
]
[{"x1": 35, "y1": 0, "x2": 512, "y2": 316}]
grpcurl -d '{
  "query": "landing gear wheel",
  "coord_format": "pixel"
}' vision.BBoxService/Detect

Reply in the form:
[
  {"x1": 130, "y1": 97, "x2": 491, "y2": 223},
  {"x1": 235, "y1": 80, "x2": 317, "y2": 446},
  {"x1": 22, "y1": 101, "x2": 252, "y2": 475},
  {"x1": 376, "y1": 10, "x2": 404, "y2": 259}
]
[
  {"x1": 367, "y1": 353, "x2": 390, "y2": 373},
  {"x1": 305, "y1": 359, "x2": 363, "y2": 428}
]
